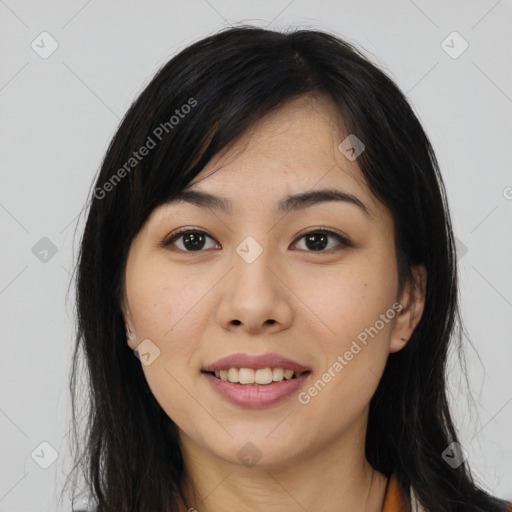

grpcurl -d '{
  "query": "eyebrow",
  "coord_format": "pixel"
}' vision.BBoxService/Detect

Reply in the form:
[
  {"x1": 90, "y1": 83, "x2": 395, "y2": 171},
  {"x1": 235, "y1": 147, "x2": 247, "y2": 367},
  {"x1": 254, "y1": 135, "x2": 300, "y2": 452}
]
[{"x1": 167, "y1": 187, "x2": 371, "y2": 217}]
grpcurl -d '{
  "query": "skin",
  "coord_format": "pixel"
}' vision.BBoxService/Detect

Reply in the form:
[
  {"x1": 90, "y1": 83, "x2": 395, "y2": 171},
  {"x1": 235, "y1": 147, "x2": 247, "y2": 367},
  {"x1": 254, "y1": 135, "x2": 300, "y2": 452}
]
[{"x1": 122, "y1": 93, "x2": 427, "y2": 512}]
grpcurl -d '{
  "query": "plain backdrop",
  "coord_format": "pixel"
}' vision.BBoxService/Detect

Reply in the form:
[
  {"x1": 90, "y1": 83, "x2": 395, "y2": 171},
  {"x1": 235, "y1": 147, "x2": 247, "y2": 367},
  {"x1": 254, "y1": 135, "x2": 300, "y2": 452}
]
[{"x1": 1, "y1": 0, "x2": 511, "y2": 510}]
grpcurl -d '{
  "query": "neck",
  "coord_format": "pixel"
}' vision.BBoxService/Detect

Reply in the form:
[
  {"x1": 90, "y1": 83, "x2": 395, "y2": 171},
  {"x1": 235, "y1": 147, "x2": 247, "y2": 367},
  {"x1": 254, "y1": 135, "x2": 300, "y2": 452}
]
[{"x1": 178, "y1": 415, "x2": 389, "y2": 512}]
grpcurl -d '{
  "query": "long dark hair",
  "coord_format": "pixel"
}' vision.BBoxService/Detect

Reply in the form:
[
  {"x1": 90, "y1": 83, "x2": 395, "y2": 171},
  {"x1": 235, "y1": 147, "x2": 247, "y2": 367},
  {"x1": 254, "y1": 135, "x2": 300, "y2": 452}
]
[{"x1": 63, "y1": 25, "x2": 510, "y2": 511}]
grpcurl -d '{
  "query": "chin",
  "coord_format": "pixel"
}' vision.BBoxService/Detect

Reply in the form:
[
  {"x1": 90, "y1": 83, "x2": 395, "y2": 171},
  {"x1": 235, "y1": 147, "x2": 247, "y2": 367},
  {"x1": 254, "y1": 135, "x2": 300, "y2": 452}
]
[{"x1": 202, "y1": 434, "x2": 308, "y2": 470}]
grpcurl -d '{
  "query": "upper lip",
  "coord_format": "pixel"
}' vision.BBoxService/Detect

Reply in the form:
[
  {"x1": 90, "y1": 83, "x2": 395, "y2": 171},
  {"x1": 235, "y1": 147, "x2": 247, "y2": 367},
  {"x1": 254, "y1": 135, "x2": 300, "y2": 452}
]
[{"x1": 202, "y1": 352, "x2": 311, "y2": 373}]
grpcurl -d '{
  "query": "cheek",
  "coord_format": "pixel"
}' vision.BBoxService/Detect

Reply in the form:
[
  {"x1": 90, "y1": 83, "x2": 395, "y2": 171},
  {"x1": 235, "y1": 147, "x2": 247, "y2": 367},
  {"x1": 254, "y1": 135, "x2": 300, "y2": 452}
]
[
  {"x1": 294, "y1": 256, "x2": 399, "y2": 421},
  {"x1": 292, "y1": 254, "x2": 398, "y2": 407},
  {"x1": 127, "y1": 265, "x2": 209, "y2": 427},
  {"x1": 126, "y1": 260, "x2": 210, "y2": 347},
  {"x1": 294, "y1": 257, "x2": 398, "y2": 344}
]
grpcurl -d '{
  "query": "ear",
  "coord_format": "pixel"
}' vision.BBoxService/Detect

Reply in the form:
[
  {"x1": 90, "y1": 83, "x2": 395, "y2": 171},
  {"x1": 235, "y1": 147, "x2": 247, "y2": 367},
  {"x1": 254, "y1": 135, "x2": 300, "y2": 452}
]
[
  {"x1": 389, "y1": 264, "x2": 427, "y2": 354},
  {"x1": 121, "y1": 300, "x2": 138, "y2": 350}
]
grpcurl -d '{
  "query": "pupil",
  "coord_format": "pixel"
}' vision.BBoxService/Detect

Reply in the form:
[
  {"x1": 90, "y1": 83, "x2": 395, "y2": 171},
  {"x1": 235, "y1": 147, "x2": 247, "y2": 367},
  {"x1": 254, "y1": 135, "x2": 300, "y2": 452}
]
[
  {"x1": 306, "y1": 233, "x2": 327, "y2": 251},
  {"x1": 184, "y1": 232, "x2": 204, "y2": 250}
]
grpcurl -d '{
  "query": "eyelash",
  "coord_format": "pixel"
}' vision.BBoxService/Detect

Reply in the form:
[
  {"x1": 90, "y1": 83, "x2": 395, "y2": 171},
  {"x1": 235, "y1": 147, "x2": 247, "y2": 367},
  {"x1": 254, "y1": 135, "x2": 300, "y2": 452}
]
[{"x1": 160, "y1": 227, "x2": 353, "y2": 253}]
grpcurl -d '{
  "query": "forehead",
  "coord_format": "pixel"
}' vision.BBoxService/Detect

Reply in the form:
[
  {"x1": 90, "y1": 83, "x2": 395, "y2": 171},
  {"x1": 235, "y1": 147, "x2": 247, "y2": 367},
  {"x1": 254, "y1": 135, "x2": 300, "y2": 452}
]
[
  {"x1": 184, "y1": 94, "x2": 380, "y2": 215},
  {"x1": 198, "y1": 94, "x2": 350, "y2": 172}
]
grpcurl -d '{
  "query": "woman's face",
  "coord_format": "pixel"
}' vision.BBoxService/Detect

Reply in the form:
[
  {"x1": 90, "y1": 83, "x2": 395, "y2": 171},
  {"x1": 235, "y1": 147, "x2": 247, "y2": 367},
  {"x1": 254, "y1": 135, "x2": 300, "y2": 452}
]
[{"x1": 123, "y1": 94, "x2": 426, "y2": 468}]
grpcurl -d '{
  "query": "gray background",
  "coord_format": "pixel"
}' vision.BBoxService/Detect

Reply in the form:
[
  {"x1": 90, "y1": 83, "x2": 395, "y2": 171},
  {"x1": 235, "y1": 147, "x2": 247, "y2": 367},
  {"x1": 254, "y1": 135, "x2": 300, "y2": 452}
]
[{"x1": 1, "y1": 0, "x2": 511, "y2": 510}]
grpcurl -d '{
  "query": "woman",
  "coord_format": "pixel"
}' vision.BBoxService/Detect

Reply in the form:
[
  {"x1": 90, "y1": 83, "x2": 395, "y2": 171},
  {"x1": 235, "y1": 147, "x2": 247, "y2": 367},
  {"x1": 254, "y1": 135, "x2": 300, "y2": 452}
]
[{"x1": 65, "y1": 26, "x2": 512, "y2": 511}]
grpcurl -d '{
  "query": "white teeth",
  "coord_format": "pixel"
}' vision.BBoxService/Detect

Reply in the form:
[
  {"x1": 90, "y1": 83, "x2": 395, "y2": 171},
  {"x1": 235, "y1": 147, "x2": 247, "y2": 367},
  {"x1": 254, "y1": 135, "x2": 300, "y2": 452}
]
[
  {"x1": 255, "y1": 368, "x2": 273, "y2": 384},
  {"x1": 227, "y1": 368, "x2": 239, "y2": 382},
  {"x1": 272, "y1": 368, "x2": 284, "y2": 381},
  {"x1": 213, "y1": 367, "x2": 303, "y2": 384},
  {"x1": 238, "y1": 368, "x2": 255, "y2": 384}
]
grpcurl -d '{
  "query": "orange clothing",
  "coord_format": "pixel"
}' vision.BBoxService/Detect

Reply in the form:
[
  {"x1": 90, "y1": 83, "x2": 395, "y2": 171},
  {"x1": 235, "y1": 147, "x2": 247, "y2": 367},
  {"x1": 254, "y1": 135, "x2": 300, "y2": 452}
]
[{"x1": 381, "y1": 474, "x2": 408, "y2": 511}]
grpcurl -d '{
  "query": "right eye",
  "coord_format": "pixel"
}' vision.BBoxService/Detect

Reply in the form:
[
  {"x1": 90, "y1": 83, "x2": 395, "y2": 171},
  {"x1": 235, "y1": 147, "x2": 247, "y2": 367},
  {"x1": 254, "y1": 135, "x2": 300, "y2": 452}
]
[{"x1": 161, "y1": 228, "x2": 220, "y2": 252}]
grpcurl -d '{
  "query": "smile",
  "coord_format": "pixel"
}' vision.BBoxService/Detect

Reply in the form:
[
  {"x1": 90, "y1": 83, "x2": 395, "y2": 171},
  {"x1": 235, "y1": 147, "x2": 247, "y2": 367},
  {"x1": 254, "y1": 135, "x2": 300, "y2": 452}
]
[
  {"x1": 204, "y1": 367, "x2": 309, "y2": 385},
  {"x1": 202, "y1": 370, "x2": 312, "y2": 408}
]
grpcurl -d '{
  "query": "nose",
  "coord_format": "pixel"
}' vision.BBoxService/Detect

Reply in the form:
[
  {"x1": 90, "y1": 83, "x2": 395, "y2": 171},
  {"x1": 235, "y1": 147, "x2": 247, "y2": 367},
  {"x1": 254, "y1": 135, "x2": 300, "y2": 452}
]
[{"x1": 215, "y1": 250, "x2": 294, "y2": 335}]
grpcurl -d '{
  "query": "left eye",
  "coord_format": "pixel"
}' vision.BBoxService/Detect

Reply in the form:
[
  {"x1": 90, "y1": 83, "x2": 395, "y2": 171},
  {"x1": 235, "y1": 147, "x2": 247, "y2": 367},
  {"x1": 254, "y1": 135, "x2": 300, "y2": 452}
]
[
  {"x1": 162, "y1": 228, "x2": 351, "y2": 253},
  {"x1": 292, "y1": 229, "x2": 351, "y2": 252}
]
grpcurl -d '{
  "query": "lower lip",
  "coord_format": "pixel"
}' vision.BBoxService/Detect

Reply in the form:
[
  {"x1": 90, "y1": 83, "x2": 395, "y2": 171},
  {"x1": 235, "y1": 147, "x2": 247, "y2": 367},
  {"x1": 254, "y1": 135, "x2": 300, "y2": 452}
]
[{"x1": 202, "y1": 372, "x2": 311, "y2": 408}]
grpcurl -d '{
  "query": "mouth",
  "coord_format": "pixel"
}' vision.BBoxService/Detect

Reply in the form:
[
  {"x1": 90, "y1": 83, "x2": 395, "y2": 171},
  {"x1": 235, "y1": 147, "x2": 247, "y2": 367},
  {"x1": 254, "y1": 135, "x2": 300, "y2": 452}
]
[
  {"x1": 201, "y1": 367, "x2": 312, "y2": 407},
  {"x1": 201, "y1": 353, "x2": 312, "y2": 406},
  {"x1": 201, "y1": 368, "x2": 311, "y2": 385}
]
